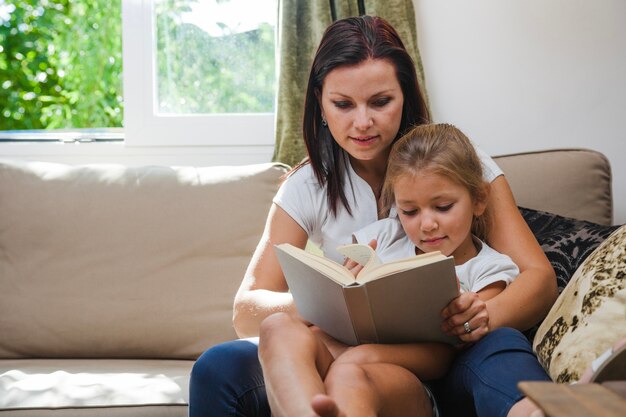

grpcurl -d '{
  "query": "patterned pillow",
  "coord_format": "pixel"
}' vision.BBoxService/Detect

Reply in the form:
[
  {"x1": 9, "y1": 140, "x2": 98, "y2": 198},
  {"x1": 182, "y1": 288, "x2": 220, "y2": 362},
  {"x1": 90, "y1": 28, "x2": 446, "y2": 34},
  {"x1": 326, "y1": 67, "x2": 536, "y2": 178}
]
[
  {"x1": 532, "y1": 225, "x2": 626, "y2": 383},
  {"x1": 519, "y1": 207, "x2": 620, "y2": 292}
]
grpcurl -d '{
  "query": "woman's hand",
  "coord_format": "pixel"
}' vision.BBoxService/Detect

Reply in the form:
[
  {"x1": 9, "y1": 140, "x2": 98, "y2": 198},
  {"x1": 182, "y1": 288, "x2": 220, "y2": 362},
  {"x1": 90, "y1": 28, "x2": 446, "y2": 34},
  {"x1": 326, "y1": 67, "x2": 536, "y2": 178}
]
[{"x1": 441, "y1": 292, "x2": 491, "y2": 343}]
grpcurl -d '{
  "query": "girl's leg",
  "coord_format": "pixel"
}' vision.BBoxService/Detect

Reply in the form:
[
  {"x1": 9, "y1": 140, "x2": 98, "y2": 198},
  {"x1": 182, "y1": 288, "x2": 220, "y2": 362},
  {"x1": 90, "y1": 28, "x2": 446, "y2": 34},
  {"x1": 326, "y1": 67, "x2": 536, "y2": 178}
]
[
  {"x1": 320, "y1": 362, "x2": 434, "y2": 417},
  {"x1": 430, "y1": 327, "x2": 550, "y2": 417},
  {"x1": 188, "y1": 338, "x2": 270, "y2": 417},
  {"x1": 258, "y1": 312, "x2": 336, "y2": 417}
]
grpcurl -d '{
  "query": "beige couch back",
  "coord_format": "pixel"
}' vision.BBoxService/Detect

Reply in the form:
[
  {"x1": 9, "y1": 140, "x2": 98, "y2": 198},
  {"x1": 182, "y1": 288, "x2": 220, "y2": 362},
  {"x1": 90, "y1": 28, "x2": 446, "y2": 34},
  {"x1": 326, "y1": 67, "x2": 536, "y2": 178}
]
[
  {"x1": 493, "y1": 149, "x2": 613, "y2": 225},
  {"x1": 0, "y1": 148, "x2": 612, "y2": 361},
  {"x1": 0, "y1": 161, "x2": 288, "y2": 360}
]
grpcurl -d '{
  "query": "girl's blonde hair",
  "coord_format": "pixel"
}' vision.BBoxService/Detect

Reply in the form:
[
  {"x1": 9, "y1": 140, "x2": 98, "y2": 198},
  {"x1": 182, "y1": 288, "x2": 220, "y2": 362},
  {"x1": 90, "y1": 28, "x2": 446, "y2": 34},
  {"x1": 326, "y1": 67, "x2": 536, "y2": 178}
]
[{"x1": 380, "y1": 123, "x2": 491, "y2": 240}]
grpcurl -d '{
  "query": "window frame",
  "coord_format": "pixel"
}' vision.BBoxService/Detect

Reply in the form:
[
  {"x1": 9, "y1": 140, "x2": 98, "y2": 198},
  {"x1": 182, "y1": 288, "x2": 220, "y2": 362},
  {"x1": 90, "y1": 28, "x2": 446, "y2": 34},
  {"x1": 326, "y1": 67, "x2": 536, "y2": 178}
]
[{"x1": 122, "y1": 0, "x2": 275, "y2": 148}]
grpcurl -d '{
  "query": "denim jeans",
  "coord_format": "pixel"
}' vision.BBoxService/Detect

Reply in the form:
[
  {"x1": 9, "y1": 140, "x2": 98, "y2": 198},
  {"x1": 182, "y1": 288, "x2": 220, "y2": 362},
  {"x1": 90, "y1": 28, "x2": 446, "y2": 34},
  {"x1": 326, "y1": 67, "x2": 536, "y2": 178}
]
[
  {"x1": 188, "y1": 328, "x2": 549, "y2": 417},
  {"x1": 429, "y1": 328, "x2": 551, "y2": 417},
  {"x1": 188, "y1": 338, "x2": 269, "y2": 417}
]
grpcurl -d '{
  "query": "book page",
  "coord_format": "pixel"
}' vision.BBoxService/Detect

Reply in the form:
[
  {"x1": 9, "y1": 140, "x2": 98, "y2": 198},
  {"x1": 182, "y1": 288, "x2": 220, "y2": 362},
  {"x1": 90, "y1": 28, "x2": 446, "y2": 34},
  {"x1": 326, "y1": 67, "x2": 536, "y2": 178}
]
[
  {"x1": 275, "y1": 243, "x2": 356, "y2": 285},
  {"x1": 358, "y1": 251, "x2": 447, "y2": 283},
  {"x1": 336, "y1": 243, "x2": 381, "y2": 269}
]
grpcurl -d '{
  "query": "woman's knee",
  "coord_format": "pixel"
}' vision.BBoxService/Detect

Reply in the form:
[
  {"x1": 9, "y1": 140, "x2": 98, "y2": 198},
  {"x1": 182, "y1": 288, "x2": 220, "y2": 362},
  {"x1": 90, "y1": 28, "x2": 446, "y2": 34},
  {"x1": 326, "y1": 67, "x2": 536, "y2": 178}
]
[
  {"x1": 457, "y1": 327, "x2": 548, "y2": 379},
  {"x1": 189, "y1": 339, "x2": 269, "y2": 417},
  {"x1": 190, "y1": 338, "x2": 262, "y2": 387},
  {"x1": 444, "y1": 327, "x2": 549, "y2": 417},
  {"x1": 464, "y1": 327, "x2": 534, "y2": 362}
]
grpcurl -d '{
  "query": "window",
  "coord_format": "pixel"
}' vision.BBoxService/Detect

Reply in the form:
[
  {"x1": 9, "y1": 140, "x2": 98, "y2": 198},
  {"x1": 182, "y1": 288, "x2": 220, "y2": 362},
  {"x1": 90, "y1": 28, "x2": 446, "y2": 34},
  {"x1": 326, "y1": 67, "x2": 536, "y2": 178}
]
[
  {"x1": 1, "y1": 0, "x2": 277, "y2": 148},
  {"x1": 123, "y1": 0, "x2": 277, "y2": 146}
]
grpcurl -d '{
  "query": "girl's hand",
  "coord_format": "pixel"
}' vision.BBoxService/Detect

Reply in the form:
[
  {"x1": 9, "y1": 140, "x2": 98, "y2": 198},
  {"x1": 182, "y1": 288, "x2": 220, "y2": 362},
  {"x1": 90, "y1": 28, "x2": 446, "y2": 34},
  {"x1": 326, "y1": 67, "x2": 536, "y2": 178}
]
[
  {"x1": 441, "y1": 292, "x2": 490, "y2": 343},
  {"x1": 343, "y1": 239, "x2": 377, "y2": 278}
]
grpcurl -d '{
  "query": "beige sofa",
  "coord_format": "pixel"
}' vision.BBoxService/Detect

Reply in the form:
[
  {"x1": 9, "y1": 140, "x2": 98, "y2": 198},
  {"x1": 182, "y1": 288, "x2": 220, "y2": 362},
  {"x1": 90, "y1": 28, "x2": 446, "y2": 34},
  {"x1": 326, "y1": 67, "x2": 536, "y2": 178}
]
[{"x1": 0, "y1": 149, "x2": 615, "y2": 416}]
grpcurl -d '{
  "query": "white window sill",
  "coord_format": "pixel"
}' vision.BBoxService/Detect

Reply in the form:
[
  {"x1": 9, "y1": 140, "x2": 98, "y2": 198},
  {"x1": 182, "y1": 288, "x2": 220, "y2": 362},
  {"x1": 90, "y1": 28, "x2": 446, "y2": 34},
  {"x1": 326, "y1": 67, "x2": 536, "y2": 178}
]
[{"x1": 0, "y1": 141, "x2": 275, "y2": 167}]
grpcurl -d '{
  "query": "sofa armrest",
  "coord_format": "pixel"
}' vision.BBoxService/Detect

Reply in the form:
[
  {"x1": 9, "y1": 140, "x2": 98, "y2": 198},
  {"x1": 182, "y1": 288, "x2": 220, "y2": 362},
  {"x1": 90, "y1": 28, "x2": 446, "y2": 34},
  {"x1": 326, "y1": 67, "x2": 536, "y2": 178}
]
[{"x1": 493, "y1": 149, "x2": 613, "y2": 225}]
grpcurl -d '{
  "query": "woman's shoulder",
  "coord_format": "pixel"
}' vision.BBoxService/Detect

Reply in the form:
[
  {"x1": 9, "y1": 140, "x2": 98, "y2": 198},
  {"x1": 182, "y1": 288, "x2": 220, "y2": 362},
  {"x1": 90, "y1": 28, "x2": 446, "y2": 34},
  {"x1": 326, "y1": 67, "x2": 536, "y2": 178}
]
[
  {"x1": 274, "y1": 163, "x2": 326, "y2": 220},
  {"x1": 282, "y1": 163, "x2": 320, "y2": 187},
  {"x1": 471, "y1": 141, "x2": 504, "y2": 182}
]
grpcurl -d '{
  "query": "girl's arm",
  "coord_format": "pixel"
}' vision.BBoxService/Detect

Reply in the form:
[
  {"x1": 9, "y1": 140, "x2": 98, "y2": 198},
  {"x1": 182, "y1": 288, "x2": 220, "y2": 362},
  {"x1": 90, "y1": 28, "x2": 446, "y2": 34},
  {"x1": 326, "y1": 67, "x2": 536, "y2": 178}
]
[
  {"x1": 442, "y1": 176, "x2": 557, "y2": 341},
  {"x1": 233, "y1": 203, "x2": 309, "y2": 338},
  {"x1": 476, "y1": 281, "x2": 506, "y2": 302}
]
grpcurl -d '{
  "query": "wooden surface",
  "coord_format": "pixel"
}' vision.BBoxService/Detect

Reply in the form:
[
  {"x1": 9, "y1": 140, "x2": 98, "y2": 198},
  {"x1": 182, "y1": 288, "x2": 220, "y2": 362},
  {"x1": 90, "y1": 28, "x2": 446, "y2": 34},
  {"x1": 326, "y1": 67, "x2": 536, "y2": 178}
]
[
  {"x1": 519, "y1": 382, "x2": 626, "y2": 417},
  {"x1": 603, "y1": 381, "x2": 626, "y2": 399}
]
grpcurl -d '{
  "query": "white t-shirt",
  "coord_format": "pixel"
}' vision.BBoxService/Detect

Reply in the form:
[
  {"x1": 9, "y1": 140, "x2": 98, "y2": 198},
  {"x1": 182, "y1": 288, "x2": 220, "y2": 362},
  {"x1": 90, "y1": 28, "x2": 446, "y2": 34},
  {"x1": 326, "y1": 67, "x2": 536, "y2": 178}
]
[
  {"x1": 352, "y1": 217, "x2": 519, "y2": 292},
  {"x1": 273, "y1": 145, "x2": 503, "y2": 263}
]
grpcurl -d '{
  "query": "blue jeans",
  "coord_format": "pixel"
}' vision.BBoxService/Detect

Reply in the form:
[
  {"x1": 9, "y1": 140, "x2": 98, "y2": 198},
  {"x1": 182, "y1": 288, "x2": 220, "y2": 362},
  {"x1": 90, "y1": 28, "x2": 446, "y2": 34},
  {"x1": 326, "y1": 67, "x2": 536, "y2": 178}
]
[
  {"x1": 188, "y1": 328, "x2": 549, "y2": 417},
  {"x1": 429, "y1": 328, "x2": 551, "y2": 417},
  {"x1": 188, "y1": 338, "x2": 269, "y2": 417}
]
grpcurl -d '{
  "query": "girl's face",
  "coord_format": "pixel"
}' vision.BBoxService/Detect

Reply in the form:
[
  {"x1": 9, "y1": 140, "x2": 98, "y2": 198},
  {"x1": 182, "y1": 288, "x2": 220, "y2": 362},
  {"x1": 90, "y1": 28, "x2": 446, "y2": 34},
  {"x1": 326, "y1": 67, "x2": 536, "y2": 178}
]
[
  {"x1": 319, "y1": 59, "x2": 404, "y2": 168},
  {"x1": 394, "y1": 171, "x2": 486, "y2": 265}
]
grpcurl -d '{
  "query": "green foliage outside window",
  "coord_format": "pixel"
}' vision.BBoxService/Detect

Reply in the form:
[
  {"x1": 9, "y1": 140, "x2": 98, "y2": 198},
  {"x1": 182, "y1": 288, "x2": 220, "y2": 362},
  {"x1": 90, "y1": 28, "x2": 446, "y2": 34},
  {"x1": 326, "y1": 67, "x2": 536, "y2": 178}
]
[
  {"x1": 0, "y1": 0, "x2": 276, "y2": 132},
  {"x1": 156, "y1": 0, "x2": 275, "y2": 114},
  {"x1": 0, "y1": 0, "x2": 123, "y2": 130}
]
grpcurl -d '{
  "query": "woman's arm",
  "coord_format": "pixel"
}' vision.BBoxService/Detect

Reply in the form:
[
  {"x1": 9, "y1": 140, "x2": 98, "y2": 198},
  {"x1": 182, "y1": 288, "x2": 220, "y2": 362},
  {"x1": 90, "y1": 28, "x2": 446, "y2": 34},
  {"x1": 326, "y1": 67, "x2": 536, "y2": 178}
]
[
  {"x1": 233, "y1": 203, "x2": 309, "y2": 338},
  {"x1": 442, "y1": 176, "x2": 557, "y2": 342},
  {"x1": 485, "y1": 175, "x2": 557, "y2": 330}
]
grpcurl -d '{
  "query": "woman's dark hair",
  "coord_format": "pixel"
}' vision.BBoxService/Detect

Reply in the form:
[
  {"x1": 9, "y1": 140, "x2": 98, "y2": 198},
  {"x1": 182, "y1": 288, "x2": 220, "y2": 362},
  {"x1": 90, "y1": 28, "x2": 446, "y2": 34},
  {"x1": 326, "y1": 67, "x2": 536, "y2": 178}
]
[{"x1": 299, "y1": 15, "x2": 431, "y2": 216}]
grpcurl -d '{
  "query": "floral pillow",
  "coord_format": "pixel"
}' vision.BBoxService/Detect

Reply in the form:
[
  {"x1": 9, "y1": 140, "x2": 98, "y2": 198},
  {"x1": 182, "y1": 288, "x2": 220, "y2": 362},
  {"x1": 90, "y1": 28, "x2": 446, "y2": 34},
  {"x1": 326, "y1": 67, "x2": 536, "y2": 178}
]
[
  {"x1": 518, "y1": 207, "x2": 620, "y2": 342},
  {"x1": 532, "y1": 225, "x2": 626, "y2": 382}
]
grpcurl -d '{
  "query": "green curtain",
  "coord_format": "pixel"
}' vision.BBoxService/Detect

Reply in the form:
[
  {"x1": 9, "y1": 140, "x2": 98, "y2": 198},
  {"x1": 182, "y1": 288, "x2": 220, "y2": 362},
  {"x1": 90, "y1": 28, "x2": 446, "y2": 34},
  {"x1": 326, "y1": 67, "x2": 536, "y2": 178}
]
[{"x1": 272, "y1": 0, "x2": 428, "y2": 167}]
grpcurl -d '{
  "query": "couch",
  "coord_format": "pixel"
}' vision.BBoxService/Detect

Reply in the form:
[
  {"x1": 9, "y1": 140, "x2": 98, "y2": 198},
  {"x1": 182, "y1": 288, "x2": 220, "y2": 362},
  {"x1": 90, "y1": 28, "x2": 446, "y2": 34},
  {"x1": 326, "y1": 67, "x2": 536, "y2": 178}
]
[{"x1": 0, "y1": 148, "x2": 617, "y2": 416}]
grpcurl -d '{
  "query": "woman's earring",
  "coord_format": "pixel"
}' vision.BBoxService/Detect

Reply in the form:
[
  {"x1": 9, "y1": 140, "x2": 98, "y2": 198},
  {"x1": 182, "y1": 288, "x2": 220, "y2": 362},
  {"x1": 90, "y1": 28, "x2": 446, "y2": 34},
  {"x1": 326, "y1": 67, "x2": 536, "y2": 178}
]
[{"x1": 321, "y1": 117, "x2": 328, "y2": 127}]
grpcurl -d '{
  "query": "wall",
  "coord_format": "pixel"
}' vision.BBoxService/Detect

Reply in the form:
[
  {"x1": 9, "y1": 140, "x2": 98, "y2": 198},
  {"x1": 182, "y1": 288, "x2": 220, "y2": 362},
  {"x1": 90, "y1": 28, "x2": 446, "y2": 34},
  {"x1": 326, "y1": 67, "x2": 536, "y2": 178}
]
[
  {"x1": 1, "y1": 1, "x2": 624, "y2": 223},
  {"x1": 413, "y1": 0, "x2": 626, "y2": 225}
]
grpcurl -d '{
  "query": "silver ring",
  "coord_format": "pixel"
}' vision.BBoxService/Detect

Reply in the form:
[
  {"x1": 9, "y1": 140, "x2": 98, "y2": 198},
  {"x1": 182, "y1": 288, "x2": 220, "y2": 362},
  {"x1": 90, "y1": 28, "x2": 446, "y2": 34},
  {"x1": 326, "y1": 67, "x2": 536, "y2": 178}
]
[{"x1": 463, "y1": 321, "x2": 472, "y2": 334}]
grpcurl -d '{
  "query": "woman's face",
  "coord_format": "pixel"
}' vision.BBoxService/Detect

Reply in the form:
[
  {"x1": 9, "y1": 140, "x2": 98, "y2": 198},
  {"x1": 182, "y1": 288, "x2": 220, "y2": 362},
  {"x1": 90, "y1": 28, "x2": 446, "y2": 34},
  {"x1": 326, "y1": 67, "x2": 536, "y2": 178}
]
[{"x1": 319, "y1": 59, "x2": 404, "y2": 166}]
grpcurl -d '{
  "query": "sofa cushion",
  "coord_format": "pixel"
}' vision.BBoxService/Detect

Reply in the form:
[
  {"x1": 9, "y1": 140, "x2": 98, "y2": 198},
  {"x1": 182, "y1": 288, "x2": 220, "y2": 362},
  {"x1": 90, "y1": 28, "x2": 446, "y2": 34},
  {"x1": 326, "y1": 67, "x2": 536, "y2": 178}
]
[
  {"x1": 519, "y1": 207, "x2": 620, "y2": 291},
  {"x1": 0, "y1": 359, "x2": 191, "y2": 416},
  {"x1": 494, "y1": 149, "x2": 613, "y2": 225},
  {"x1": 532, "y1": 225, "x2": 626, "y2": 382},
  {"x1": 0, "y1": 160, "x2": 287, "y2": 359}
]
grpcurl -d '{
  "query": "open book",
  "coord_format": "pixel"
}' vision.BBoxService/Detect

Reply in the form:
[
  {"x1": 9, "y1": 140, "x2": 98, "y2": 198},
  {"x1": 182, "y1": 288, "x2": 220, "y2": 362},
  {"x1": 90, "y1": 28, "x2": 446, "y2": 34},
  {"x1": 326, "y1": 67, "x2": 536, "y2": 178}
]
[{"x1": 274, "y1": 243, "x2": 460, "y2": 346}]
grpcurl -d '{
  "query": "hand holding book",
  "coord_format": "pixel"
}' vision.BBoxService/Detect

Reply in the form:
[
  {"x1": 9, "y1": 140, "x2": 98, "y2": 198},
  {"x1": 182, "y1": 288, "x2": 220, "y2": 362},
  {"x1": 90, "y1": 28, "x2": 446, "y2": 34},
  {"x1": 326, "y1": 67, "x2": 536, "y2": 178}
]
[
  {"x1": 274, "y1": 242, "x2": 460, "y2": 345},
  {"x1": 341, "y1": 239, "x2": 378, "y2": 279}
]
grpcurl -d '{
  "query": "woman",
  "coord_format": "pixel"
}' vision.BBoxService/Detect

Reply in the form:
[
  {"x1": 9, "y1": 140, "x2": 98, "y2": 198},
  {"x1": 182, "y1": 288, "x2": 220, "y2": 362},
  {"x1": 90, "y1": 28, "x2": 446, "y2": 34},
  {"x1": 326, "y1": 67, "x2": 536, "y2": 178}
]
[{"x1": 189, "y1": 15, "x2": 556, "y2": 417}]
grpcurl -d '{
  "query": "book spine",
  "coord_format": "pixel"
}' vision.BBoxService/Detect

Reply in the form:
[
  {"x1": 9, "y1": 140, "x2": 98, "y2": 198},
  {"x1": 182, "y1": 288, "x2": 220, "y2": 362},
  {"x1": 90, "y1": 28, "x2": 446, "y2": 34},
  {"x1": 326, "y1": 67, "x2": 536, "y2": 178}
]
[{"x1": 343, "y1": 285, "x2": 378, "y2": 344}]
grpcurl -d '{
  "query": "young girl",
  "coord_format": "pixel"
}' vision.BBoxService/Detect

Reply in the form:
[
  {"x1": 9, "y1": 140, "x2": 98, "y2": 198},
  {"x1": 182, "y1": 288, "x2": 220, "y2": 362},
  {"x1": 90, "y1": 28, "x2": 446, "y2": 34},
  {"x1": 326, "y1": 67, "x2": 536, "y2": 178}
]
[
  {"x1": 354, "y1": 123, "x2": 520, "y2": 304},
  {"x1": 256, "y1": 123, "x2": 521, "y2": 417}
]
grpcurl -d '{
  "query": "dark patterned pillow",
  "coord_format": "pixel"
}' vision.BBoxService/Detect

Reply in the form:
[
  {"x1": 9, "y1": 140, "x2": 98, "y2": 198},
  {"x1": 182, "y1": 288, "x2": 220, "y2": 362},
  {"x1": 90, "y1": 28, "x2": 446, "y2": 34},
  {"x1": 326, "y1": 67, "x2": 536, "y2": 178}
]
[
  {"x1": 519, "y1": 207, "x2": 620, "y2": 292},
  {"x1": 518, "y1": 207, "x2": 620, "y2": 342}
]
